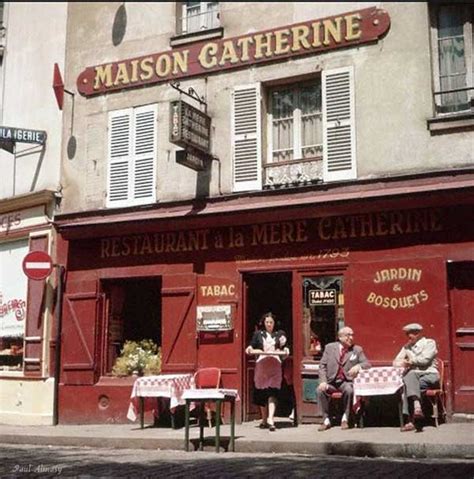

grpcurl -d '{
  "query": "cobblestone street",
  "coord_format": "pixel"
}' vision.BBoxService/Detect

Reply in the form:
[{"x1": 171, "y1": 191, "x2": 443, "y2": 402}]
[{"x1": 1, "y1": 444, "x2": 473, "y2": 479}]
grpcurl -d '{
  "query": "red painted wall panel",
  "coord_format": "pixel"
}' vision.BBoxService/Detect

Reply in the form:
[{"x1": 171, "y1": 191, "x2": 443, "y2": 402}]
[{"x1": 57, "y1": 201, "x2": 474, "y2": 422}]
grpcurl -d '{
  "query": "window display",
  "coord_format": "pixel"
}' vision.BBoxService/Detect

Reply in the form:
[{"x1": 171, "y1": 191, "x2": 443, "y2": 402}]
[
  {"x1": 302, "y1": 275, "x2": 344, "y2": 359},
  {"x1": 0, "y1": 239, "x2": 29, "y2": 370}
]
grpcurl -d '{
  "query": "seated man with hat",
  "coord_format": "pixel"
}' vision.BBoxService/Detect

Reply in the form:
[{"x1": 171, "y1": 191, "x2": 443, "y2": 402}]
[{"x1": 393, "y1": 322, "x2": 440, "y2": 432}]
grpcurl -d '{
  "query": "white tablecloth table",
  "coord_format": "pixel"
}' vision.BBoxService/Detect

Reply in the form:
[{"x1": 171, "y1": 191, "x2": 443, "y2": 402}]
[
  {"x1": 353, "y1": 366, "x2": 404, "y2": 427},
  {"x1": 182, "y1": 388, "x2": 240, "y2": 453},
  {"x1": 127, "y1": 373, "x2": 195, "y2": 428}
]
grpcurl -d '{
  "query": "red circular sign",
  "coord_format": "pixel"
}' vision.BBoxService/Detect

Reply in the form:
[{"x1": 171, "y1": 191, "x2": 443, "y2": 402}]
[{"x1": 22, "y1": 251, "x2": 53, "y2": 280}]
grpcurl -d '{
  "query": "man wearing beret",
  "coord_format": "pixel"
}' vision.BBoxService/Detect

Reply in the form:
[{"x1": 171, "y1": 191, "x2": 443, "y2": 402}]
[{"x1": 393, "y1": 323, "x2": 439, "y2": 432}]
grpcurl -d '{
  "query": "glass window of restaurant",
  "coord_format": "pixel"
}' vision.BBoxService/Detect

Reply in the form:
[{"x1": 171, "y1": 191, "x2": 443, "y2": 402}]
[
  {"x1": 302, "y1": 275, "x2": 344, "y2": 359},
  {"x1": 0, "y1": 239, "x2": 28, "y2": 371}
]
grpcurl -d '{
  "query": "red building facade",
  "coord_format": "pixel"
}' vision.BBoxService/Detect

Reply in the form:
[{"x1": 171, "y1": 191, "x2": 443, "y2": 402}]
[
  {"x1": 55, "y1": 173, "x2": 474, "y2": 423},
  {"x1": 54, "y1": 2, "x2": 474, "y2": 424}
]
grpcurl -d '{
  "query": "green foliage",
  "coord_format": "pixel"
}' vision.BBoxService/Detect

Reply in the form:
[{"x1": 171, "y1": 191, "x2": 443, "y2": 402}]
[{"x1": 112, "y1": 339, "x2": 161, "y2": 376}]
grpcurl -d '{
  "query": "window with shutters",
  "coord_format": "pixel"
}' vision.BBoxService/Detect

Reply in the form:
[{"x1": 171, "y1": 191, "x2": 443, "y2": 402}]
[
  {"x1": 265, "y1": 80, "x2": 323, "y2": 187},
  {"x1": 428, "y1": 4, "x2": 473, "y2": 131},
  {"x1": 232, "y1": 84, "x2": 262, "y2": 192},
  {"x1": 102, "y1": 278, "x2": 162, "y2": 376},
  {"x1": 107, "y1": 104, "x2": 157, "y2": 208},
  {"x1": 232, "y1": 67, "x2": 356, "y2": 192}
]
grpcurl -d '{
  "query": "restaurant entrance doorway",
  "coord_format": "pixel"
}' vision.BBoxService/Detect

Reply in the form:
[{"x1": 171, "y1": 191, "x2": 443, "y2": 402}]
[{"x1": 243, "y1": 271, "x2": 293, "y2": 421}]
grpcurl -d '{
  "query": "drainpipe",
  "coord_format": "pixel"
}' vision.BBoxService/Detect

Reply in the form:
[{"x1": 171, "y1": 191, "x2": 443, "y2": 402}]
[{"x1": 52, "y1": 265, "x2": 65, "y2": 426}]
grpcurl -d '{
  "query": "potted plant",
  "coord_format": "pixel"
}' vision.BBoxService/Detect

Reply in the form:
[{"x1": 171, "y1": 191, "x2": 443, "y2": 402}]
[{"x1": 112, "y1": 339, "x2": 161, "y2": 377}]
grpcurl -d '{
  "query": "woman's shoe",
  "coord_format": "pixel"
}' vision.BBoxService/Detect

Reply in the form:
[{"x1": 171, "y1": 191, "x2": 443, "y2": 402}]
[
  {"x1": 413, "y1": 407, "x2": 424, "y2": 419},
  {"x1": 400, "y1": 422, "x2": 416, "y2": 432},
  {"x1": 269, "y1": 424, "x2": 276, "y2": 431},
  {"x1": 259, "y1": 422, "x2": 269, "y2": 429}
]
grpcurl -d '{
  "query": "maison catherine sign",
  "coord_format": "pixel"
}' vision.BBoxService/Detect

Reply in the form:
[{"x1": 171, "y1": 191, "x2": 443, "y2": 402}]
[{"x1": 77, "y1": 7, "x2": 390, "y2": 96}]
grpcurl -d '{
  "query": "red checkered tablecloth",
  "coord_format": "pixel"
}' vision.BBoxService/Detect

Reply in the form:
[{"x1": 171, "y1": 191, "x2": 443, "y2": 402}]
[
  {"x1": 127, "y1": 373, "x2": 195, "y2": 422},
  {"x1": 354, "y1": 366, "x2": 404, "y2": 396}
]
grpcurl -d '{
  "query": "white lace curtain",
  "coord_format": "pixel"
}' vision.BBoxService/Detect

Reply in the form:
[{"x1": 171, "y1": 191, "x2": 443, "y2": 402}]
[
  {"x1": 271, "y1": 83, "x2": 322, "y2": 163},
  {"x1": 438, "y1": 5, "x2": 468, "y2": 113}
]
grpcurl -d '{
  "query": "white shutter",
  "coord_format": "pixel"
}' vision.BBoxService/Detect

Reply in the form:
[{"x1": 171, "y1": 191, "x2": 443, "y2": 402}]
[
  {"x1": 107, "y1": 109, "x2": 132, "y2": 207},
  {"x1": 133, "y1": 104, "x2": 156, "y2": 203},
  {"x1": 232, "y1": 84, "x2": 262, "y2": 192},
  {"x1": 322, "y1": 66, "x2": 357, "y2": 182}
]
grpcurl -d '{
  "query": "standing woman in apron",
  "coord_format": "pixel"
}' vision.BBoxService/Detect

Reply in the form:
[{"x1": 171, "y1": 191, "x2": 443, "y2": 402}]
[{"x1": 246, "y1": 312, "x2": 289, "y2": 431}]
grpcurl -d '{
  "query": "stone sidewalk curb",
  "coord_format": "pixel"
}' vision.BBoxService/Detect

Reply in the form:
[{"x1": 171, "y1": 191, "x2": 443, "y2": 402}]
[{"x1": 1, "y1": 433, "x2": 473, "y2": 460}]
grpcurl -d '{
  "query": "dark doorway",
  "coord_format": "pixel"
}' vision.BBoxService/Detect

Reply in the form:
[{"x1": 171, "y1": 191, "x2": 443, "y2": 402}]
[
  {"x1": 244, "y1": 271, "x2": 293, "y2": 421},
  {"x1": 448, "y1": 262, "x2": 474, "y2": 413}
]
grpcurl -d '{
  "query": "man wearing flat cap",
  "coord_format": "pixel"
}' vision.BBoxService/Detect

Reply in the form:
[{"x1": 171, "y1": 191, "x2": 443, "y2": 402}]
[{"x1": 393, "y1": 323, "x2": 439, "y2": 432}]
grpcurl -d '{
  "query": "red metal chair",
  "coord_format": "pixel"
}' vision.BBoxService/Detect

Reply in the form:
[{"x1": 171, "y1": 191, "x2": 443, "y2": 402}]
[
  {"x1": 422, "y1": 360, "x2": 447, "y2": 427},
  {"x1": 329, "y1": 391, "x2": 344, "y2": 424},
  {"x1": 193, "y1": 367, "x2": 222, "y2": 427}
]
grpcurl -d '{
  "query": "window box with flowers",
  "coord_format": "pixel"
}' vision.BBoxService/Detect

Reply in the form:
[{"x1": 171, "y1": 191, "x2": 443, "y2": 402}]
[{"x1": 112, "y1": 339, "x2": 161, "y2": 377}]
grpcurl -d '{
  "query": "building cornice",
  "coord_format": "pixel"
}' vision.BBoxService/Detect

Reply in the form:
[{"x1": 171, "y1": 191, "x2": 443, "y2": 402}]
[
  {"x1": 0, "y1": 189, "x2": 57, "y2": 214},
  {"x1": 53, "y1": 169, "x2": 474, "y2": 241}
]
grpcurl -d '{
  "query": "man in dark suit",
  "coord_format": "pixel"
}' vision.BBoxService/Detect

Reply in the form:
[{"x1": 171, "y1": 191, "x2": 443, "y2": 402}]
[{"x1": 317, "y1": 326, "x2": 371, "y2": 431}]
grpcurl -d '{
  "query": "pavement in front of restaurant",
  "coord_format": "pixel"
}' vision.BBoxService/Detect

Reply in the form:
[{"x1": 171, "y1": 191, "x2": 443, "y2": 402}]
[{"x1": 1, "y1": 418, "x2": 473, "y2": 459}]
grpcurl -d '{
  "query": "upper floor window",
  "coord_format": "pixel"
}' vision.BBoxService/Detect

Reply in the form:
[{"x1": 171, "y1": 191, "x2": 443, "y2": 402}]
[
  {"x1": 107, "y1": 104, "x2": 157, "y2": 208},
  {"x1": 231, "y1": 67, "x2": 356, "y2": 192},
  {"x1": 431, "y1": 4, "x2": 473, "y2": 115},
  {"x1": 181, "y1": 1, "x2": 219, "y2": 35},
  {"x1": 268, "y1": 82, "x2": 322, "y2": 164}
]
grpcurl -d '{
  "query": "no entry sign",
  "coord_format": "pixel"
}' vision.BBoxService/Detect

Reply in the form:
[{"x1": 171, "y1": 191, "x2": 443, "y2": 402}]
[{"x1": 22, "y1": 251, "x2": 53, "y2": 280}]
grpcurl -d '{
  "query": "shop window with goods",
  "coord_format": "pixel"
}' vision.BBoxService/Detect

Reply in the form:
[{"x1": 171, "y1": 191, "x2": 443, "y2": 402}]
[
  {"x1": 302, "y1": 275, "x2": 344, "y2": 360},
  {"x1": 0, "y1": 239, "x2": 28, "y2": 371}
]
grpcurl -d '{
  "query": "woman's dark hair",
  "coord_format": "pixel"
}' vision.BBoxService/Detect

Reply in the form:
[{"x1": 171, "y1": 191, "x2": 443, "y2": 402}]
[{"x1": 257, "y1": 312, "x2": 280, "y2": 330}]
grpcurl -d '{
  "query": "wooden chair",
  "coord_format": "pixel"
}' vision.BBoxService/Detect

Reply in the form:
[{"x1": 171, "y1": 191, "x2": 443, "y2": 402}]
[
  {"x1": 329, "y1": 390, "x2": 365, "y2": 427},
  {"x1": 193, "y1": 367, "x2": 222, "y2": 427},
  {"x1": 422, "y1": 360, "x2": 447, "y2": 427}
]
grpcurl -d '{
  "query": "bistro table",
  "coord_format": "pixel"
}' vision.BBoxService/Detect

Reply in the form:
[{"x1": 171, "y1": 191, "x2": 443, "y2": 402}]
[
  {"x1": 182, "y1": 388, "x2": 240, "y2": 453},
  {"x1": 353, "y1": 366, "x2": 404, "y2": 427},
  {"x1": 127, "y1": 373, "x2": 195, "y2": 428}
]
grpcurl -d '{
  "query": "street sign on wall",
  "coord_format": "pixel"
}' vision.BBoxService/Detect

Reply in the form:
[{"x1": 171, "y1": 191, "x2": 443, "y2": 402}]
[
  {"x1": 0, "y1": 126, "x2": 47, "y2": 145},
  {"x1": 170, "y1": 100, "x2": 211, "y2": 154},
  {"x1": 22, "y1": 251, "x2": 53, "y2": 281}
]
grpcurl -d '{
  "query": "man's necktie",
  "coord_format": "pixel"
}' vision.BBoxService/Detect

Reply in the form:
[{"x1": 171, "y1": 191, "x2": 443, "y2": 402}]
[{"x1": 337, "y1": 347, "x2": 349, "y2": 380}]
